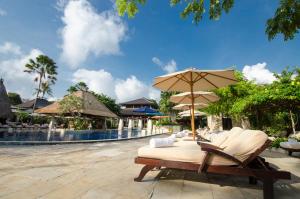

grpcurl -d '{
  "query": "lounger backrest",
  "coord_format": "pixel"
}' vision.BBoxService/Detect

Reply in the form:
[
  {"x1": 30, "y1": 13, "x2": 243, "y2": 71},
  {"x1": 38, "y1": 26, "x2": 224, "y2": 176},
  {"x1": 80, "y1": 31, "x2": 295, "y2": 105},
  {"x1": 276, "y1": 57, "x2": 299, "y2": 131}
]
[
  {"x1": 223, "y1": 130, "x2": 268, "y2": 162},
  {"x1": 215, "y1": 127, "x2": 244, "y2": 148}
]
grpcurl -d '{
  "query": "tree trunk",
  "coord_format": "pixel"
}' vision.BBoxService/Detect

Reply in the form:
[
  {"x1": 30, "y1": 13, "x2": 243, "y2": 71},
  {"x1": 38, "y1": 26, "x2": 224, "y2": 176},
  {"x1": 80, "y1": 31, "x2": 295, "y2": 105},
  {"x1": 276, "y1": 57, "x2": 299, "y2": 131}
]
[
  {"x1": 289, "y1": 109, "x2": 296, "y2": 135},
  {"x1": 30, "y1": 74, "x2": 42, "y2": 123}
]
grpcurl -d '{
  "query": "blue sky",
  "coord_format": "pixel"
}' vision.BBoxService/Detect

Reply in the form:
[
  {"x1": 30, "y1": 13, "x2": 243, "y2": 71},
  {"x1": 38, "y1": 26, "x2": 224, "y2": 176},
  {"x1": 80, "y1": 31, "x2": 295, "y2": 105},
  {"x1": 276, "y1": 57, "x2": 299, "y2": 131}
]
[{"x1": 0, "y1": 0, "x2": 299, "y2": 102}]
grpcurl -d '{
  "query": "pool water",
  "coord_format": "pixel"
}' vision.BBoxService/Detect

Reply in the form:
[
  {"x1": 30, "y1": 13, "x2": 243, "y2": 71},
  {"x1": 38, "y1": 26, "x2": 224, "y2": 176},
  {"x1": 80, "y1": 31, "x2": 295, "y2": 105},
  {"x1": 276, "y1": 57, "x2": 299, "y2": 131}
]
[{"x1": 0, "y1": 129, "x2": 158, "y2": 142}]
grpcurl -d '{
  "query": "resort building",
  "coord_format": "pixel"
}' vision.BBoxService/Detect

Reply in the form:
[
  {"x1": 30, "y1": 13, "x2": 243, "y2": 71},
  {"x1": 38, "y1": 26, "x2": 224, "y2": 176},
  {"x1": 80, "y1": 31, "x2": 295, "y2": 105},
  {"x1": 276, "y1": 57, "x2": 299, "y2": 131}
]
[
  {"x1": 17, "y1": 98, "x2": 52, "y2": 113},
  {"x1": 119, "y1": 98, "x2": 158, "y2": 130}
]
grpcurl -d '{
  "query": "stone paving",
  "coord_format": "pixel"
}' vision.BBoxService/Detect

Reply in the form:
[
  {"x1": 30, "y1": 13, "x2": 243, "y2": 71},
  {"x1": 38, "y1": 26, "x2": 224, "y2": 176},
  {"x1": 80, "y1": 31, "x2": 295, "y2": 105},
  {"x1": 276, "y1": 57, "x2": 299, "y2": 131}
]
[{"x1": 0, "y1": 136, "x2": 299, "y2": 199}]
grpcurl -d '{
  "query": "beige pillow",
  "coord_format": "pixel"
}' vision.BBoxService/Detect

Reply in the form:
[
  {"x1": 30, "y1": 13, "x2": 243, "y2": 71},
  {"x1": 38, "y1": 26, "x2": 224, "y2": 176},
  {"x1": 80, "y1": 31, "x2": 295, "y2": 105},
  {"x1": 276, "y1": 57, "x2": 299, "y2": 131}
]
[
  {"x1": 223, "y1": 130, "x2": 268, "y2": 162},
  {"x1": 218, "y1": 127, "x2": 244, "y2": 148}
]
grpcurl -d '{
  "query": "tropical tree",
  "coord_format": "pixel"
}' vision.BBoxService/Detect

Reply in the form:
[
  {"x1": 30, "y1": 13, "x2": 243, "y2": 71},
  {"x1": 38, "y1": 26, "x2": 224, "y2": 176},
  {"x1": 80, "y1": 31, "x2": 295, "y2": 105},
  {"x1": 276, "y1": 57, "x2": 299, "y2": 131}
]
[
  {"x1": 205, "y1": 67, "x2": 300, "y2": 136},
  {"x1": 159, "y1": 91, "x2": 177, "y2": 114},
  {"x1": 116, "y1": 0, "x2": 300, "y2": 40},
  {"x1": 92, "y1": 92, "x2": 121, "y2": 115},
  {"x1": 148, "y1": 99, "x2": 159, "y2": 109},
  {"x1": 8, "y1": 92, "x2": 22, "y2": 105},
  {"x1": 24, "y1": 55, "x2": 57, "y2": 114},
  {"x1": 40, "y1": 82, "x2": 53, "y2": 98},
  {"x1": 59, "y1": 95, "x2": 83, "y2": 117},
  {"x1": 67, "y1": 82, "x2": 89, "y2": 93}
]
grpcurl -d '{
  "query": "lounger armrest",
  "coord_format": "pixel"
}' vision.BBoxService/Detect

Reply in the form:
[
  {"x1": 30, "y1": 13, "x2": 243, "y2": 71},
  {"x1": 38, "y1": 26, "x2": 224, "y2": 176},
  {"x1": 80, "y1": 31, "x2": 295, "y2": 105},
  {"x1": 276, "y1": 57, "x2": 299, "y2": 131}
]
[
  {"x1": 200, "y1": 143, "x2": 243, "y2": 166},
  {"x1": 198, "y1": 142, "x2": 223, "y2": 150},
  {"x1": 197, "y1": 135, "x2": 211, "y2": 142}
]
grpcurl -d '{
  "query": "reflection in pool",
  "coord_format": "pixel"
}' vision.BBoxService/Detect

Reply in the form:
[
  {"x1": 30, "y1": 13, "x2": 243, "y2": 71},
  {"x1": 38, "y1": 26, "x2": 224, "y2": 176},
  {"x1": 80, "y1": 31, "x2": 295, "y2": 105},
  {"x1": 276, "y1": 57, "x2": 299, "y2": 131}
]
[{"x1": 0, "y1": 128, "x2": 164, "y2": 143}]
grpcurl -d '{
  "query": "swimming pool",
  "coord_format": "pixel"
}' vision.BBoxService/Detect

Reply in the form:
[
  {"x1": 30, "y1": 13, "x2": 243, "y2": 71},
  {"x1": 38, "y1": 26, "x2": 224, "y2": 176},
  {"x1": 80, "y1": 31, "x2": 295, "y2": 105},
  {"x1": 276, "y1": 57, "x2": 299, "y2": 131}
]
[{"x1": 0, "y1": 128, "x2": 166, "y2": 144}]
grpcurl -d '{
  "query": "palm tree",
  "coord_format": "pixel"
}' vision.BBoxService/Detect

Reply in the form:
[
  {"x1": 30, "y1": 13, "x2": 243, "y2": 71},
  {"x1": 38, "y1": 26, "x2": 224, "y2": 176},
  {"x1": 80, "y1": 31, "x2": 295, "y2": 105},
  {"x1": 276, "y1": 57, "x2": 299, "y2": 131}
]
[
  {"x1": 40, "y1": 82, "x2": 53, "y2": 98},
  {"x1": 67, "y1": 82, "x2": 89, "y2": 93},
  {"x1": 24, "y1": 55, "x2": 57, "y2": 115}
]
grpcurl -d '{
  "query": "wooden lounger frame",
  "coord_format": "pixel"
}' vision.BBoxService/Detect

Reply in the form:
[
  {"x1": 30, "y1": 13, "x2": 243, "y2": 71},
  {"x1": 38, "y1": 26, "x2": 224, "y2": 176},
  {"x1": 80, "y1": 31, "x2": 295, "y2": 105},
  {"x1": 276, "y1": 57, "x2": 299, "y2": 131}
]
[{"x1": 134, "y1": 140, "x2": 291, "y2": 199}]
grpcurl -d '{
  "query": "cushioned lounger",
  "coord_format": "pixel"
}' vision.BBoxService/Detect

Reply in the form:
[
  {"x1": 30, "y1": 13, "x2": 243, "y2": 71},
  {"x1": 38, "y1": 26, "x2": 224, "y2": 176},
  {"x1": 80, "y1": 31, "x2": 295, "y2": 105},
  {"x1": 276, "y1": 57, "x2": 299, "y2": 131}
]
[{"x1": 134, "y1": 129, "x2": 291, "y2": 199}]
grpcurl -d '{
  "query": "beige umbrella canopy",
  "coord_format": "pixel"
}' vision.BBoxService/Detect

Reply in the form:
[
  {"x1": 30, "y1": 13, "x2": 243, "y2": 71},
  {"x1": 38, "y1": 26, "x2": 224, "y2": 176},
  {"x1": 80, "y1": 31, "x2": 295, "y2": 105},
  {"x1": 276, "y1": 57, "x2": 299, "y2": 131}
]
[
  {"x1": 173, "y1": 103, "x2": 208, "y2": 110},
  {"x1": 153, "y1": 68, "x2": 236, "y2": 140},
  {"x1": 179, "y1": 110, "x2": 206, "y2": 117},
  {"x1": 170, "y1": 91, "x2": 219, "y2": 104}
]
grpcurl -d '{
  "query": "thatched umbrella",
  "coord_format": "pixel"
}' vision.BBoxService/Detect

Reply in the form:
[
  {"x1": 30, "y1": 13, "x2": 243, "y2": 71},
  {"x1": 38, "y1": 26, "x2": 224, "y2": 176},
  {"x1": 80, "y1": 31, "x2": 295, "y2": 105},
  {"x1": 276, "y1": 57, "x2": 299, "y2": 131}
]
[
  {"x1": 0, "y1": 79, "x2": 12, "y2": 120},
  {"x1": 153, "y1": 68, "x2": 236, "y2": 140}
]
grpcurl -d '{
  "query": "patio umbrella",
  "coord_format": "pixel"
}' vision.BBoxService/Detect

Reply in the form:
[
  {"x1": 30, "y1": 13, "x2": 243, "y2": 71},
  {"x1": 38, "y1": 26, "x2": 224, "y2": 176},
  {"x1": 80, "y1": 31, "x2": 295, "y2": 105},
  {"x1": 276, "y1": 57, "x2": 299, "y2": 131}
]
[
  {"x1": 170, "y1": 91, "x2": 219, "y2": 104},
  {"x1": 153, "y1": 68, "x2": 236, "y2": 140},
  {"x1": 179, "y1": 110, "x2": 206, "y2": 117},
  {"x1": 133, "y1": 106, "x2": 158, "y2": 114},
  {"x1": 174, "y1": 103, "x2": 207, "y2": 127},
  {"x1": 173, "y1": 103, "x2": 208, "y2": 110}
]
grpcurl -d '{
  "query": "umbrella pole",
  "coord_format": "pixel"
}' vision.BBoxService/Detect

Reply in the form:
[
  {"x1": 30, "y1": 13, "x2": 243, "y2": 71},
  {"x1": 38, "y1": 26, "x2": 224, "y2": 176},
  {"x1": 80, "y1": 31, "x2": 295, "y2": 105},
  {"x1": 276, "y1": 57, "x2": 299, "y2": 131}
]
[{"x1": 190, "y1": 80, "x2": 196, "y2": 140}]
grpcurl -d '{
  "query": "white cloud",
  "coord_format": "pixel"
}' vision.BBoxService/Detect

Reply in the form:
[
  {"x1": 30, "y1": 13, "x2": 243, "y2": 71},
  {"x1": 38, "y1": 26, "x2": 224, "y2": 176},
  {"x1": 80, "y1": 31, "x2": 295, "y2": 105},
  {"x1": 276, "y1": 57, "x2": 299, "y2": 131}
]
[
  {"x1": 152, "y1": 57, "x2": 162, "y2": 66},
  {"x1": 0, "y1": 8, "x2": 7, "y2": 16},
  {"x1": 72, "y1": 68, "x2": 160, "y2": 102},
  {"x1": 0, "y1": 42, "x2": 21, "y2": 55},
  {"x1": 0, "y1": 43, "x2": 43, "y2": 98},
  {"x1": 60, "y1": 0, "x2": 127, "y2": 68},
  {"x1": 242, "y1": 62, "x2": 276, "y2": 84},
  {"x1": 152, "y1": 57, "x2": 177, "y2": 74},
  {"x1": 72, "y1": 68, "x2": 115, "y2": 98}
]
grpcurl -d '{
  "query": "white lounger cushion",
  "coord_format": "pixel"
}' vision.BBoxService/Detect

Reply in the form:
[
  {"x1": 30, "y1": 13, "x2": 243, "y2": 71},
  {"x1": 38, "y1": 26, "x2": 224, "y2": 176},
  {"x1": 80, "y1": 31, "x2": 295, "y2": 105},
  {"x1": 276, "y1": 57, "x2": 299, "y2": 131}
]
[{"x1": 138, "y1": 141, "x2": 236, "y2": 166}]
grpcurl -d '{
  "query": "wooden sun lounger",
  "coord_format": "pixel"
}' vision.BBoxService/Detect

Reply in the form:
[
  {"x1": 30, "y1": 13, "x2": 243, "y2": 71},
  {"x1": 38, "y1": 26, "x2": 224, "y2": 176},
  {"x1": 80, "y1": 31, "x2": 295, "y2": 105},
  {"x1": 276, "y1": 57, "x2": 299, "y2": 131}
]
[{"x1": 134, "y1": 140, "x2": 291, "y2": 199}]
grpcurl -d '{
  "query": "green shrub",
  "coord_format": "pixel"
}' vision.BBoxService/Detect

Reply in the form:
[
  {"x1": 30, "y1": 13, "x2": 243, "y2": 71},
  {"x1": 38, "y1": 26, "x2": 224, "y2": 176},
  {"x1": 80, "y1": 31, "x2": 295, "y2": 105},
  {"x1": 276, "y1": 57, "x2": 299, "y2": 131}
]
[
  {"x1": 73, "y1": 118, "x2": 89, "y2": 130},
  {"x1": 15, "y1": 111, "x2": 30, "y2": 123},
  {"x1": 271, "y1": 137, "x2": 288, "y2": 148},
  {"x1": 155, "y1": 119, "x2": 177, "y2": 126}
]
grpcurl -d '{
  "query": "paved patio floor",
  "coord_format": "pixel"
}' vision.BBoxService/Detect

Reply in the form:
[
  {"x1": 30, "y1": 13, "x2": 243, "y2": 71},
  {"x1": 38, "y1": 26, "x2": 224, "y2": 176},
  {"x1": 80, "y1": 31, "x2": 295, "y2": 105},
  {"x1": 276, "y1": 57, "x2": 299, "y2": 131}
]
[{"x1": 0, "y1": 136, "x2": 299, "y2": 199}]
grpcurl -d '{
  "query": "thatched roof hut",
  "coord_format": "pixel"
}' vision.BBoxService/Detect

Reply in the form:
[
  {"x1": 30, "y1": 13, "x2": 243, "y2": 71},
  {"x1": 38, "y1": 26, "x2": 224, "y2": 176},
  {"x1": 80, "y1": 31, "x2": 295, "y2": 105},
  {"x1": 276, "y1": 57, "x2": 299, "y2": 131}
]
[
  {"x1": 0, "y1": 79, "x2": 12, "y2": 119},
  {"x1": 18, "y1": 98, "x2": 52, "y2": 110},
  {"x1": 35, "y1": 91, "x2": 118, "y2": 118}
]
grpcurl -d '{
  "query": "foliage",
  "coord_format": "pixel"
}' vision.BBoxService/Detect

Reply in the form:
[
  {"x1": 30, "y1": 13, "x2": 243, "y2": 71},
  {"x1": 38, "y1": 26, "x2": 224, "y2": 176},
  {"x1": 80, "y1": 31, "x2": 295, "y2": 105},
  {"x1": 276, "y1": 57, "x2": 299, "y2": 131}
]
[
  {"x1": 116, "y1": 0, "x2": 300, "y2": 40},
  {"x1": 73, "y1": 118, "x2": 89, "y2": 130},
  {"x1": 24, "y1": 55, "x2": 57, "y2": 113},
  {"x1": 266, "y1": 0, "x2": 300, "y2": 41},
  {"x1": 155, "y1": 118, "x2": 177, "y2": 126},
  {"x1": 116, "y1": 0, "x2": 234, "y2": 23},
  {"x1": 205, "y1": 67, "x2": 300, "y2": 136},
  {"x1": 148, "y1": 99, "x2": 159, "y2": 109},
  {"x1": 8, "y1": 92, "x2": 22, "y2": 105},
  {"x1": 58, "y1": 95, "x2": 83, "y2": 116},
  {"x1": 67, "y1": 82, "x2": 89, "y2": 93},
  {"x1": 159, "y1": 91, "x2": 177, "y2": 114},
  {"x1": 32, "y1": 115, "x2": 50, "y2": 124},
  {"x1": 40, "y1": 82, "x2": 53, "y2": 98},
  {"x1": 15, "y1": 111, "x2": 30, "y2": 123},
  {"x1": 92, "y1": 92, "x2": 121, "y2": 115},
  {"x1": 271, "y1": 137, "x2": 288, "y2": 148},
  {"x1": 203, "y1": 71, "x2": 256, "y2": 117}
]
